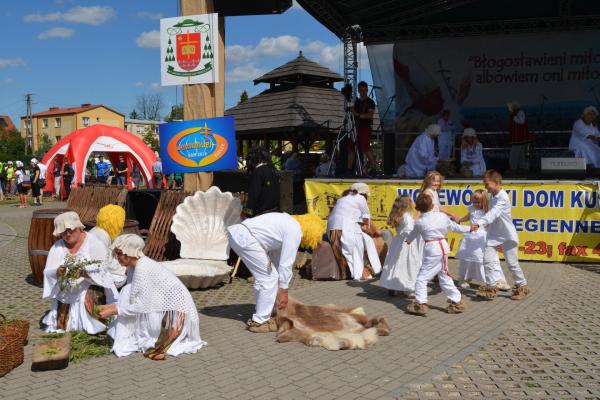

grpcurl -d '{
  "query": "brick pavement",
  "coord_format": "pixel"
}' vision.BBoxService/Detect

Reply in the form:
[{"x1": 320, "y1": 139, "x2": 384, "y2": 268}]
[{"x1": 1, "y1": 203, "x2": 599, "y2": 399}]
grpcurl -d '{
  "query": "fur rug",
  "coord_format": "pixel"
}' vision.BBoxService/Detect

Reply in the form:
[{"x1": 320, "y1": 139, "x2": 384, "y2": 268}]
[{"x1": 275, "y1": 297, "x2": 390, "y2": 351}]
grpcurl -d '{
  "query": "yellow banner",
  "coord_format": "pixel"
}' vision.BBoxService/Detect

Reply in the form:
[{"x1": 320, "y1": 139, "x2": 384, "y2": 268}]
[{"x1": 305, "y1": 179, "x2": 600, "y2": 263}]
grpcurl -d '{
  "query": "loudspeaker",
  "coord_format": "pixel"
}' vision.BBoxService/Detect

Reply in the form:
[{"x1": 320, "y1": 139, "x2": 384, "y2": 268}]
[{"x1": 540, "y1": 157, "x2": 586, "y2": 177}]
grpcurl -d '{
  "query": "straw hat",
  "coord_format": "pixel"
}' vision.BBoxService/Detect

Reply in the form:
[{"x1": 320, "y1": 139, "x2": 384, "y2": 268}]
[
  {"x1": 350, "y1": 182, "x2": 370, "y2": 196},
  {"x1": 53, "y1": 211, "x2": 85, "y2": 236},
  {"x1": 583, "y1": 106, "x2": 599, "y2": 116},
  {"x1": 462, "y1": 128, "x2": 477, "y2": 137}
]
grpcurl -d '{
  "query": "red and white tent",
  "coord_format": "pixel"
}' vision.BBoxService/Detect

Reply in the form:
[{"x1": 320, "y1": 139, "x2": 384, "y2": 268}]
[{"x1": 41, "y1": 124, "x2": 158, "y2": 194}]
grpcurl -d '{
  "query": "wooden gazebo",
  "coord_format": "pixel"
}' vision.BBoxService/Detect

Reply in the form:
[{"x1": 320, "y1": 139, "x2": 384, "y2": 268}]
[{"x1": 225, "y1": 51, "x2": 346, "y2": 155}]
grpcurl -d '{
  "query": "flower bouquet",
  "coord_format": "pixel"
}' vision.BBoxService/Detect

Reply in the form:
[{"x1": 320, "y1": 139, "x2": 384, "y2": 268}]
[{"x1": 58, "y1": 253, "x2": 101, "y2": 291}]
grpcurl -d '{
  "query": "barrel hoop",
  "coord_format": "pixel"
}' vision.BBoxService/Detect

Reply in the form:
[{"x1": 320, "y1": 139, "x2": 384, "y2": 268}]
[{"x1": 29, "y1": 249, "x2": 50, "y2": 256}]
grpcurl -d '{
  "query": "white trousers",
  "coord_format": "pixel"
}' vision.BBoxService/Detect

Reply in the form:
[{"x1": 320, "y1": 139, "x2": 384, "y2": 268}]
[
  {"x1": 483, "y1": 242, "x2": 527, "y2": 287},
  {"x1": 54, "y1": 176, "x2": 61, "y2": 197},
  {"x1": 341, "y1": 229, "x2": 382, "y2": 280},
  {"x1": 415, "y1": 240, "x2": 461, "y2": 305},
  {"x1": 228, "y1": 225, "x2": 278, "y2": 324}
]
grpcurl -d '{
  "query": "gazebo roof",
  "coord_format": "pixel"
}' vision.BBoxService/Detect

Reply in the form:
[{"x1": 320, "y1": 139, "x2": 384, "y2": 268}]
[
  {"x1": 226, "y1": 85, "x2": 345, "y2": 136},
  {"x1": 253, "y1": 52, "x2": 343, "y2": 85}
]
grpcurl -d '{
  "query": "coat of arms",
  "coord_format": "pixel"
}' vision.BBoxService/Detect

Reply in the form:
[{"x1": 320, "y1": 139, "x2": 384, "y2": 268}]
[{"x1": 160, "y1": 14, "x2": 219, "y2": 86}]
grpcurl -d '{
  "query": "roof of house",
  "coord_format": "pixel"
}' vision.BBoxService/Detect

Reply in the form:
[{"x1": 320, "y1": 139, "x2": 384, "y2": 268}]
[
  {"x1": 21, "y1": 104, "x2": 125, "y2": 118},
  {"x1": 125, "y1": 119, "x2": 162, "y2": 125},
  {"x1": 226, "y1": 85, "x2": 379, "y2": 136},
  {"x1": 0, "y1": 115, "x2": 16, "y2": 131},
  {"x1": 253, "y1": 52, "x2": 343, "y2": 85}
]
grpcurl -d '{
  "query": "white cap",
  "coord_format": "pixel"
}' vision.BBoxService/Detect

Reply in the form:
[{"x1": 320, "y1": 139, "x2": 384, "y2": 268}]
[
  {"x1": 583, "y1": 106, "x2": 599, "y2": 116},
  {"x1": 31, "y1": 158, "x2": 38, "y2": 164},
  {"x1": 53, "y1": 211, "x2": 85, "y2": 236},
  {"x1": 350, "y1": 182, "x2": 370, "y2": 196},
  {"x1": 111, "y1": 234, "x2": 145, "y2": 258},
  {"x1": 7, "y1": 161, "x2": 13, "y2": 164},
  {"x1": 426, "y1": 124, "x2": 441, "y2": 137},
  {"x1": 462, "y1": 128, "x2": 477, "y2": 137},
  {"x1": 16, "y1": 161, "x2": 23, "y2": 168}
]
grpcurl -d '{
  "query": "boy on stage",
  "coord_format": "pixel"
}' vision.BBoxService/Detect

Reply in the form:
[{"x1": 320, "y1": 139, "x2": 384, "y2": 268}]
[
  {"x1": 471, "y1": 170, "x2": 530, "y2": 300},
  {"x1": 406, "y1": 194, "x2": 470, "y2": 316}
]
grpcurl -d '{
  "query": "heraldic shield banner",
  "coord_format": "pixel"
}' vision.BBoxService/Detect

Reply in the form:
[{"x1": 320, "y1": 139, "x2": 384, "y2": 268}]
[
  {"x1": 160, "y1": 13, "x2": 219, "y2": 86},
  {"x1": 159, "y1": 116, "x2": 237, "y2": 173}
]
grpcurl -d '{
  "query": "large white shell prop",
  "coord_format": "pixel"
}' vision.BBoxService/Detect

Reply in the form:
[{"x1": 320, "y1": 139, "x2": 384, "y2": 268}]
[
  {"x1": 162, "y1": 259, "x2": 231, "y2": 290},
  {"x1": 170, "y1": 187, "x2": 241, "y2": 260}
]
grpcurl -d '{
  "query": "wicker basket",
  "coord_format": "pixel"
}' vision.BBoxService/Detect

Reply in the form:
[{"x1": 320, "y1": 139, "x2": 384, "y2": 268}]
[
  {"x1": 0, "y1": 336, "x2": 24, "y2": 377},
  {"x1": 0, "y1": 314, "x2": 29, "y2": 345}
]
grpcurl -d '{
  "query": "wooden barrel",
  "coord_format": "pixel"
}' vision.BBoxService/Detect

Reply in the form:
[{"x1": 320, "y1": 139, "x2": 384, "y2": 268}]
[
  {"x1": 28, "y1": 208, "x2": 72, "y2": 286},
  {"x1": 122, "y1": 219, "x2": 141, "y2": 236}
]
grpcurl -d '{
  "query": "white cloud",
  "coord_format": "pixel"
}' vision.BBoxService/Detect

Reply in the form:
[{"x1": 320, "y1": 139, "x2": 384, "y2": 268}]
[
  {"x1": 24, "y1": 6, "x2": 115, "y2": 26},
  {"x1": 134, "y1": 81, "x2": 162, "y2": 90},
  {"x1": 0, "y1": 58, "x2": 25, "y2": 69},
  {"x1": 303, "y1": 41, "x2": 370, "y2": 72},
  {"x1": 0, "y1": 78, "x2": 14, "y2": 85},
  {"x1": 37, "y1": 27, "x2": 75, "y2": 40},
  {"x1": 291, "y1": 1, "x2": 303, "y2": 10},
  {"x1": 226, "y1": 64, "x2": 268, "y2": 83},
  {"x1": 226, "y1": 35, "x2": 300, "y2": 65},
  {"x1": 137, "y1": 11, "x2": 164, "y2": 20},
  {"x1": 136, "y1": 30, "x2": 160, "y2": 48}
]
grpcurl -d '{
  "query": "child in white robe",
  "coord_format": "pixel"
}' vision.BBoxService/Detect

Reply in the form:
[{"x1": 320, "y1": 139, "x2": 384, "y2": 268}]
[
  {"x1": 406, "y1": 193, "x2": 470, "y2": 315},
  {"x1": 460, "y1": 128, "x2": 486, "y2": 177},
  {"x1": 100, "y1": 234, "x2": 206, "y2": 360},
  {"x1": 380, "y1": 195, "x2": 421, "y2": 296},
  {"x1": 471, "y1": 170, "x2": 529, "y2": 300},
  {"x1": 455, "y1": 189, "x2": 509, "y2": 290},
  {"x1": 227, "y1": 212, "x2": 302, "y2": 333},
  {"x1": 568, "y1": 106, "x2": 600, "y2": 167},
  {"x1": 420, "y1": 171, "x2": 460, "y2": 221}
]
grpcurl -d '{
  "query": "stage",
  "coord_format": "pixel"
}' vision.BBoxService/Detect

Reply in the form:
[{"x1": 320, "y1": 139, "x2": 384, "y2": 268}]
[{"x1": 304, "y1": 178, "x2": 600, "y2": 263}]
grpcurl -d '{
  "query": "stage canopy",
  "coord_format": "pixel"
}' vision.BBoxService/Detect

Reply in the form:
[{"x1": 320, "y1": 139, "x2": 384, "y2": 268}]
[
  {"x1": 297, "y1": 0, "x2": 600, "y2": 43},
  {"x1": 41, "y1": 124, "x2": 158, "y2": 192}
]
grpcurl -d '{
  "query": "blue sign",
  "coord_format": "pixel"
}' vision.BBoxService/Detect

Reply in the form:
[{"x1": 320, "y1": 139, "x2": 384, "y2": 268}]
[{"x1": 159, "y1": 116, "x2": 237, "y2": 174}]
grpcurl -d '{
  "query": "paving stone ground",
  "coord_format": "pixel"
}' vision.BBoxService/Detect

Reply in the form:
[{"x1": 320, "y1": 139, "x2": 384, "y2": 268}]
[{"x1": 1, "y1": 202, "x2": 599, "y2": 399}]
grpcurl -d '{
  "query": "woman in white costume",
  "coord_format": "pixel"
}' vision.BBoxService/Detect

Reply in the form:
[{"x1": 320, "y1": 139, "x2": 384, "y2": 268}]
[
  {"x1": 87, "y1": 204, "x2": 128, "y2": 288},
  {"x1": 327, "y1": 182, "x2": 382, "y2": 281},
  {"x1": 568, "y1": 106, "x2": 600, "y2": 167},
  {"x1": 380, "y1": 195, "x2": 421, "y2": 296},
  {"x1": 99, "y1": 234, "x2": 205, "y2": 360},
  {"x1": 403, "y1": 124, "x2": 441, "y2": 178},
  {"x1": 460, "y1": 128, "x2": 486, "y2": 177},
  {"x1": 227, "y1": 212, "x2": 302, "y2": 333},
  {"x1": 42, "y1": 211, "x2": 118, "y2": 334}
]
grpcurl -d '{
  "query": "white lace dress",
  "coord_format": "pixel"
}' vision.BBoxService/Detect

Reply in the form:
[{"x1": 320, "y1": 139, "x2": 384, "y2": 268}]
[
  {"x1": 380, "y1": 214, "x2": 422, "y2": 292},
  {"x1": 108, "y1": 256, "x2": 206, "y2": 357}
]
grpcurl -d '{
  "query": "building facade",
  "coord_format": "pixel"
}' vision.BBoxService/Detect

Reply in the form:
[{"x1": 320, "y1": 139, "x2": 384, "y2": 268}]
[
  {"x1": 124, "y1": 119, "x2": 161, "y2": 140},
  {"x1": 20, "y1": 104, "x2": 125, "y2": 151}
]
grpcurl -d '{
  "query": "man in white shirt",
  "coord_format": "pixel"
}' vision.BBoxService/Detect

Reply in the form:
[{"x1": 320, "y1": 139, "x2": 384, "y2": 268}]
[
  {"x1": 404, "y1": 124, "x2": 441, "y2": 178},
  {"x1": 227, "y1": 212, "x2": 302, "y2": 333},
  {"x1": 471, "y1": 170, "x2": 529, "y2": 300},
  {"x1": 437, "y1": 110, "x2": 454, "y2": 160}
]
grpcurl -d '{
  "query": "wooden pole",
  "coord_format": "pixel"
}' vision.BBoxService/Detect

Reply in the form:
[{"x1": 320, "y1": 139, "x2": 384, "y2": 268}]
[{"x1": 181, "y1": 0, "x2": 225, "y2": 192}]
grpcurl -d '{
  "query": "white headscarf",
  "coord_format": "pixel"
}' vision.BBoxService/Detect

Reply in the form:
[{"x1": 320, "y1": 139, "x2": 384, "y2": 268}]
[
  {"x1": 111, "y1": 234, "x2": 145, "y2": 258},
  {"x1": 53, "y1": 211, "x2": 85, "y2": 236},
  {"x1": 426, "y1": 124, "x2": 441, "y2": 137}
]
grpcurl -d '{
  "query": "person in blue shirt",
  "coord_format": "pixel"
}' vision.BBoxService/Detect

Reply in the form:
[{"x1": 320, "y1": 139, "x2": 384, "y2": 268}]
[{"x1": 96, "y1": 155, "x2": 110, "y2": 184}]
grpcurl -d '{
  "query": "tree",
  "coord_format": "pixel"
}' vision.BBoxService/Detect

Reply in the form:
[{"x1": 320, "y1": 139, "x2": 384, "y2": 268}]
[
  {"x1": 129, "y1": 109, "x2": 139, "y2": 119},
  {"x1": 37, "y1": 134, "x2": 53, "y2": 156},
  {"x1": 164, "y1": 104, "x2": 183, "y2": 122},
  {"x1": 239, "y1": 90, "x2": 249, "y2": 104},
  {"x1": 142, "y1": 127, "x2": 160, "y2": 153},
  {"x1": 136, "y1": 93, "x2": 164, "y2": 121},
  {"x1": 0, "y1": 129, "x2": 26, "y2": 161}
]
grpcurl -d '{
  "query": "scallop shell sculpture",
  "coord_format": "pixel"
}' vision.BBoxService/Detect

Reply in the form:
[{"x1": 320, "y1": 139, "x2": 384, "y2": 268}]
[{"x1": 163, "y1": 187, "x2": 241, "y2": 289}]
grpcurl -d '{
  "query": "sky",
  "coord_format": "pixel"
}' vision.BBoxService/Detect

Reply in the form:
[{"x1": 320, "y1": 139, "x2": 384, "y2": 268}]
[{"x1": 0, "y1": 0, "x2": 371, "y2": 127}]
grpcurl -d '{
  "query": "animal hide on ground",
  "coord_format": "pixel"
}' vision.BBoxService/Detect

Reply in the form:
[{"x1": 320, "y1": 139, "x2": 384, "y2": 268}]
[{"x1": 275, "y1": 297, "x2": 390, "y2": 351}]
